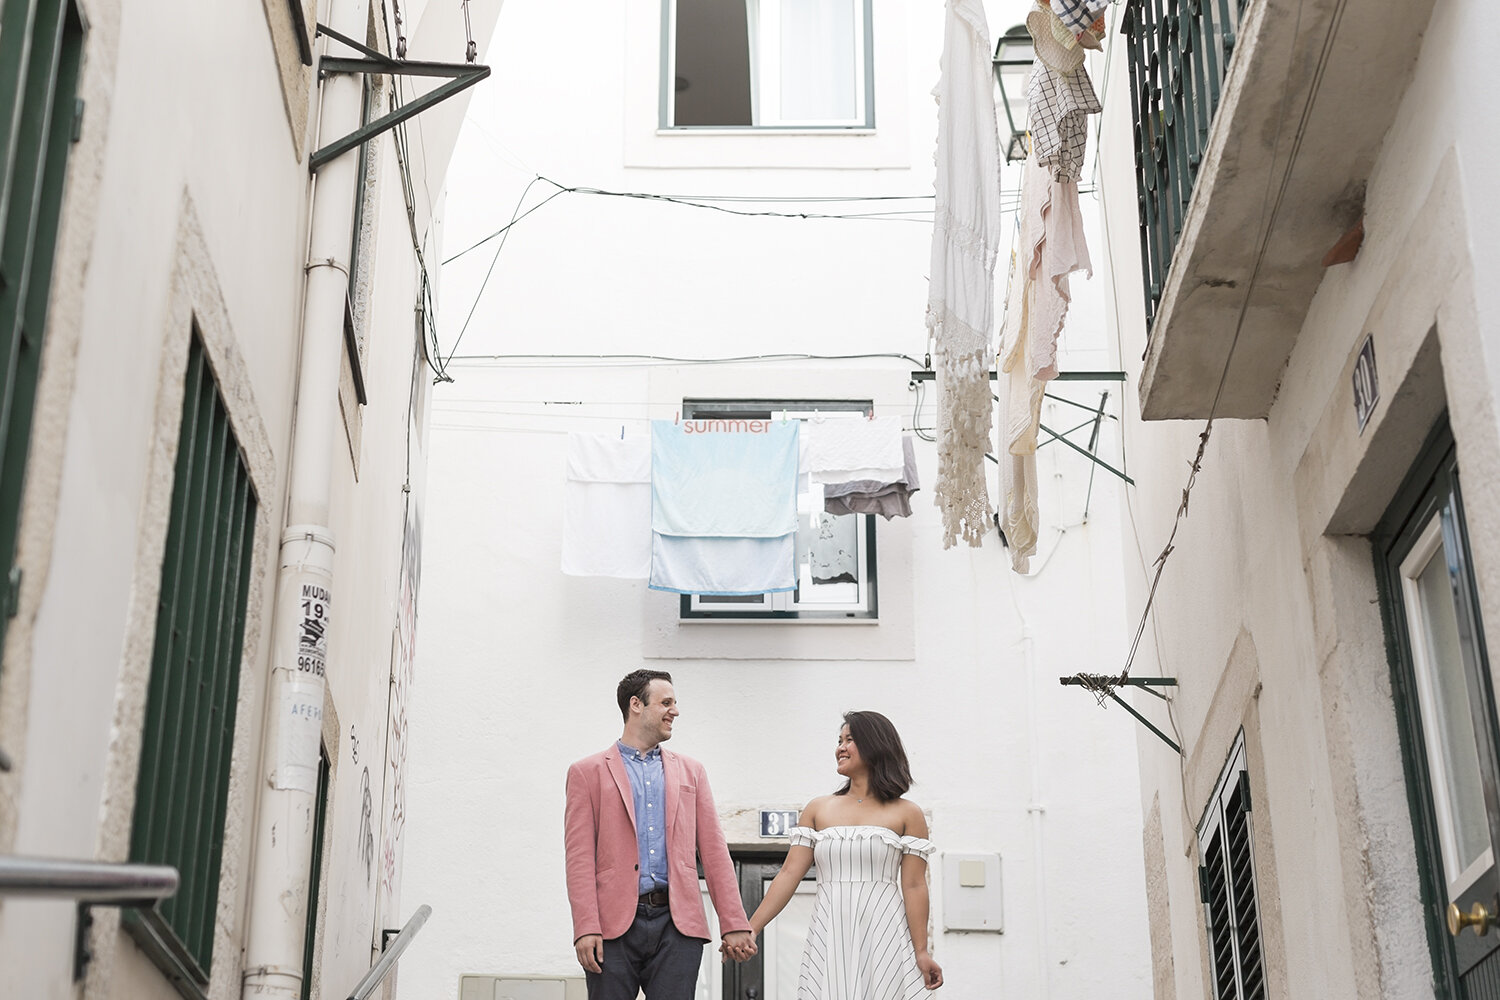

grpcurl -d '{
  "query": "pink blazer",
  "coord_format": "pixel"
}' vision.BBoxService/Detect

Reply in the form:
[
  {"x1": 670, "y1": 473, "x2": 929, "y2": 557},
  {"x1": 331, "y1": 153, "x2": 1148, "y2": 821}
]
[{"x1": 565, "y1": 745, "x2": 751, "y2": 943}]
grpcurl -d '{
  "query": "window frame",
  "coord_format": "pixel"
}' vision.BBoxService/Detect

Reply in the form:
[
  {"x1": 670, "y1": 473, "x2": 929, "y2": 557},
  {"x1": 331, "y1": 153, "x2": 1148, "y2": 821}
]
[
  {"x1": 124, "y1": 330, "x2": 260, "y2": 999},
  {"x1": 677, "y1": 398, "x2": 881, "y2": 623},
  {"x1": 659, "y1": 0, "x2": 876, "y2": 131}
]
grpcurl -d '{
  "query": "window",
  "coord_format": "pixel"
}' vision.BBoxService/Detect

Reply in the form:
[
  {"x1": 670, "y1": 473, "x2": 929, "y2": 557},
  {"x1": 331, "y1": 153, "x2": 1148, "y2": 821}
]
[
  {"x1": 1198, "y1": 735, "x2": 1265, "y2": 1000},
  {"x1": 663, "y1": 0, "x2": 874, "y2": 129},
  {"x1": 679, "y1": 400, "x2": 879, "y2": 621},
  {"x1": 0, "y1": 0, "x2": 86, "y2": 668},
  {"x1": 301, "y1": 745, "x2": 332, "y2": 1000},
  {"x1": 126, "y1": 332, "x2": 259, "y2": 995}
]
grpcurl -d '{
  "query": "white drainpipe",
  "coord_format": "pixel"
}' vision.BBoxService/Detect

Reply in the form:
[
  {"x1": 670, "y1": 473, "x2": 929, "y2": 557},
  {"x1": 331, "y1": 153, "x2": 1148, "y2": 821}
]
[{"x1": 242, "y1": 0, "x2": 370, "y2": 995}]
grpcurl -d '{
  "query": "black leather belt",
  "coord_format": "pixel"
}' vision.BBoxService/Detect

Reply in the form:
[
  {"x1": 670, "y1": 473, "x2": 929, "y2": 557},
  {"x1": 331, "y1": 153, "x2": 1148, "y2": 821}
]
[{"x1": 639, "y1": 888, "x2": 669, "y2": 907}]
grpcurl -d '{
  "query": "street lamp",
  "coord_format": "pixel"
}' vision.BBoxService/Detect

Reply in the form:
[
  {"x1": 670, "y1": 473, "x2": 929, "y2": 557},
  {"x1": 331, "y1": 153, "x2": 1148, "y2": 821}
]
[{"x1": 993, "y1": 24, "x2": 1034, "y2": 163}]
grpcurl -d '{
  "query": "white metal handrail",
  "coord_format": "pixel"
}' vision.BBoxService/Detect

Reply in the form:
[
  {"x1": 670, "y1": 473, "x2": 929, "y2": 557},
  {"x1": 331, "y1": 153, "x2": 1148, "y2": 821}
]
[
  {"x1": 0, "y1": 855, "x2": 178, "y2": 904},
  {"x1": 347, "y1": 904, "x2": 432, "y2": 1000}
]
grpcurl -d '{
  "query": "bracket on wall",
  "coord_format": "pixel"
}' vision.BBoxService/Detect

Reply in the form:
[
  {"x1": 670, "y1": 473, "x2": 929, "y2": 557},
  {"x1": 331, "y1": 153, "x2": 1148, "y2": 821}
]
[
  {"x1": 910, "y1": 368, "x2": 1133, "y2": 487},
  {"x1": 309, "y1": 23, "x2": 491, "y2": 173},
  {"x1": 1058, "y1": 675, "x2": 1181, "y2": 755}
]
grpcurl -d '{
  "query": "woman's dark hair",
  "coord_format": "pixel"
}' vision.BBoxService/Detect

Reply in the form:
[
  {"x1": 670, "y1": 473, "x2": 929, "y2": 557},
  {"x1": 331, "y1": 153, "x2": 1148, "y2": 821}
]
[
  {"x1": 617, "y1": 668, "x2": 673, "y2": 722},
  {"x1": 835, "y1": 710, "x2": 912, "y2": 802}
]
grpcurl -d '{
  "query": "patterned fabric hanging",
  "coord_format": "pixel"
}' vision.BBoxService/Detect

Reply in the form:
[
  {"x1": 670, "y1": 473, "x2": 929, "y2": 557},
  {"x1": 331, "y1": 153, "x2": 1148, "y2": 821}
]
[{"x1": 927, "y1": 0, "x2": 1004, "y2": 548}]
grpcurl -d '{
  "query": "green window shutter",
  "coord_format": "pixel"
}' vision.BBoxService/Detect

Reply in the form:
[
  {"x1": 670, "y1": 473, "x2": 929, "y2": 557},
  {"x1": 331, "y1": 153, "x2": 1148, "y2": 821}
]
[
  {"x1": 1200, "y1": 740, "x2": 1266, "y2": 1000},
  {"x1": 301, "y1": 746, "x2": 332, "y2": 1000},
  {"x1": 127, "y1": 332, "x2": 259, "y2": 991},
  {"x1": 0, "y1": 0, "x2": 86, "y2": 669}
]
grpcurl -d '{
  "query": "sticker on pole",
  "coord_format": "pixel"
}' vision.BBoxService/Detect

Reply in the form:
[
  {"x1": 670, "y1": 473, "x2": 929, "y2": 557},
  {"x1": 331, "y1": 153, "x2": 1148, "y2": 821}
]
[
  {"x1": 275, "y1": 678, "x2": 324, "y2": 793},
  {"x1": 298, "y1": 583, "x2": 330, "y2": 676}
]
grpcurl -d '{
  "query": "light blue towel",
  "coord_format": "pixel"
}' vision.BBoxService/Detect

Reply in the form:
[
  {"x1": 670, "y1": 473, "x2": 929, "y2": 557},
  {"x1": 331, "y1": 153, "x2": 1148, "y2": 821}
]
[
  {"x1": 651, "y1": 419, "x2": 799, "y2": 537},
  {"x1": 649, "y1": 419, "x2": 800, "y2": 595}
]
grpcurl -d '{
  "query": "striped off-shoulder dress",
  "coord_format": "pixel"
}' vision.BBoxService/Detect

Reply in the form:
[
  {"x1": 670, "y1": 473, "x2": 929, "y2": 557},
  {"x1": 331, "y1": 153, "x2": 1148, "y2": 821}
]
[{"x1": 788, "y1": 825, "x2": 936, "y2": 1000}]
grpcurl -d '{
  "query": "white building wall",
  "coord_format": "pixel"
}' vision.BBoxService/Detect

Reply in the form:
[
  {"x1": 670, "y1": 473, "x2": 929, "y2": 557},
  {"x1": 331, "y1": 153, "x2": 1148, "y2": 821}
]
[
  {"x1": 0, "y1": 0, "x2": 479, "y2": 996},
  {"x1": 400, "y1": 2, "x2": 1151, "y2": 998},
  {"x1": 1095, "y1": 0, "x2": 1500, "y2": 997}
]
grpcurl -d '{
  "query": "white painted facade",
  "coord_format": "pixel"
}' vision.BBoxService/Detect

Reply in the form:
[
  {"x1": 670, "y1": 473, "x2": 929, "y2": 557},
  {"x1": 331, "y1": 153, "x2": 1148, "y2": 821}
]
[
  {"x1": 0, "y1": 0, "x2": 499, "y2": 997},
  {"x1": 1094, "y1": 0, "x2": 1500, "y2": 996},
  {"x1": 399, "y1": 2, "x2": 1152, "y2": 999}
]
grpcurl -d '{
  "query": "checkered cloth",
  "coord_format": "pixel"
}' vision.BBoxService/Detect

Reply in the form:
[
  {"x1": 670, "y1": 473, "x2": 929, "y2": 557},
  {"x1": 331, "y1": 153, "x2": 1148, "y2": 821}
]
[
  {"x1": 1052, "y1": 0, "x2": 1103, "y2": 33},
  {"x1": 1026, "y1": 62, "x2": 1101, "y2": 182}
]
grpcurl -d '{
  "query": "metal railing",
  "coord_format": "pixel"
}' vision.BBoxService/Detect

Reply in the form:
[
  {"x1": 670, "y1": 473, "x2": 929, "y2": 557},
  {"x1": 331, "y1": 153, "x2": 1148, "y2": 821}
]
[
  {"x1": 0, "y1": 854, "x2": 178, "y2": 904},
  {"x1": 1122, "y1": 0, "x2": 1250, "y2": 333},
  {"x1": 348, "y1": 903, "x2": 432, "y2": 1000}
]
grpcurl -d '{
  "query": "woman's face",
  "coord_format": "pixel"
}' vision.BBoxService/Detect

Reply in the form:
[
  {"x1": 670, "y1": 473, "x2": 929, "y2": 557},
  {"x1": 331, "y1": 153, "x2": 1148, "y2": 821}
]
[{"x1": 835, "y1": 724, "x2": 864, "y2": 777}]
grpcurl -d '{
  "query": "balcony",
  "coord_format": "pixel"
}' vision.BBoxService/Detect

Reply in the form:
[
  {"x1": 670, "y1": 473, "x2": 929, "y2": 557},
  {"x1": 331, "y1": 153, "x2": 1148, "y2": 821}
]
[{"x1": 1124, "y1": 0, "x2": 1435, "y2": 419}]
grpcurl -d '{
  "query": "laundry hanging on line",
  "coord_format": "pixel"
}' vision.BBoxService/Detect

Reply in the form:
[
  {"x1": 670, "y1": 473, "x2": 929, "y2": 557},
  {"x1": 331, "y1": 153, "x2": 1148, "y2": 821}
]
[
  {"x1": 648, "y1": 419, "x2": 800, "y2": 595},
  {"x1": 560, "y1": 431, "x2": 652, "y2": 579}
]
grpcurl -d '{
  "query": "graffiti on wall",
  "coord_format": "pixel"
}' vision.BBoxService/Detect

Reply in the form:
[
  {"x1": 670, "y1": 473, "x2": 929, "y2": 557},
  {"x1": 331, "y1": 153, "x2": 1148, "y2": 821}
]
[{"x1": 377, "y1": 495, "x2": 422, "y2": 928}]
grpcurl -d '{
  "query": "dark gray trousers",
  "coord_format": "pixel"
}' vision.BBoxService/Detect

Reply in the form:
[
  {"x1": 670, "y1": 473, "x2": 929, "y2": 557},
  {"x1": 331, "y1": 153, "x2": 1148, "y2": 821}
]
[{"x1": 586, "y1": 902, "x2": 707, "y2": 1000}]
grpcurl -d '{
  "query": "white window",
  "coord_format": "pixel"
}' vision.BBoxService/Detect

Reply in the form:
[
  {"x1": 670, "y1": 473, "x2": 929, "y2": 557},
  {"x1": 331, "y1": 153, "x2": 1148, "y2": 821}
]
[
  {"x1": 663, "y1": 0, "x2": 874, "y2": 129},
  {"x1": 679, "y1": 400, "x2": 880, "y2": 621}
]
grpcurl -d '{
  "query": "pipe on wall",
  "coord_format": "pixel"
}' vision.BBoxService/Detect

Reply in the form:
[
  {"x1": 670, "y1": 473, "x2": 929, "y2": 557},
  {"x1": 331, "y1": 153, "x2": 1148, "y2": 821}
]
[{"x1": 241, "y1": 0, "x2": 370, "y2": 995}]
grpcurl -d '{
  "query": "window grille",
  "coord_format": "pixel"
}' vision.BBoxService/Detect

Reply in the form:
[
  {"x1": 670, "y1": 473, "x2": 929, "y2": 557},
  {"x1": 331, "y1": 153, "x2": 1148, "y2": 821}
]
[
  {"x1": 1199, "y1": 736, "x2": 1265, "y2": 1000},
  {"x1": 127, "y1": 332, "x2": 259, "y2": 989},
  {"x1": 0, "y1": 0, "x2": 86, "y2": 668}
]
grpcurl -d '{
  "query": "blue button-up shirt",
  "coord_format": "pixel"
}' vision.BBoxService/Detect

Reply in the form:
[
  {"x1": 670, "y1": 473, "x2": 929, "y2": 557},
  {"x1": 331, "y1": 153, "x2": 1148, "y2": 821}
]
[{"x1": 618, "y1": 740, "x2": 669, "y2": 894}]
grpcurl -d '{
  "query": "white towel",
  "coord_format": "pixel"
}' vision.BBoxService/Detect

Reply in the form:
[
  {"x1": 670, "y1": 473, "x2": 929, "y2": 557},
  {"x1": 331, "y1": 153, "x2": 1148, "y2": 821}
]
[
  {"x1": 649, "y1": 535, "x2": 796, "y2": 595},
  {"x1": 561, "y1": 432, "x2": 651, "y2": 579},
  {"x1": 801, "y1": 415, "x2": 905, "y2": 484}
]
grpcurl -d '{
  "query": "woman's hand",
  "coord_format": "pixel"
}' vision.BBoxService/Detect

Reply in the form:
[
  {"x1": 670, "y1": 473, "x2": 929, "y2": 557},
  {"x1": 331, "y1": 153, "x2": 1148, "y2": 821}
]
[{"x1": 915, "y1": 950, "x2": 943, "y2": 990}]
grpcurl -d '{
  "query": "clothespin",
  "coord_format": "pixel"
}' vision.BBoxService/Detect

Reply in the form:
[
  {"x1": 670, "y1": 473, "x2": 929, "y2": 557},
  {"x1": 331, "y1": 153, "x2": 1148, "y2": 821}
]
[
  {"x1": 674, "y1": 411, "x2": 680, "y2": 425},
  {"x1": 780, "y1": 410, "x2": 788, "y2": 423},
  {"x1": 620, "y1": 425, "x2": 625, "y2": 440},
  {"x1": 866, "y1": 407, "x2": 874, "y2": 421}
]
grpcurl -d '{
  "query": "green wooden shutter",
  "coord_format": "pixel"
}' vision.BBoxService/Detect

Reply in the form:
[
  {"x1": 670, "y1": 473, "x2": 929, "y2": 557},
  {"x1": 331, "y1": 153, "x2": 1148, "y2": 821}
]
[
  {"x1": 0, "y1": 0, "x2": 86, "y2": 668},
  {"x1": 128, "y1": 332, "x2": 258, "y2": 990},
  {"x1": 1200, "y1": 745, "x2": 1265, "y2": 1000},
  {"x1": 301, "y1": 745, "x2": 332, "y2": 1000}
]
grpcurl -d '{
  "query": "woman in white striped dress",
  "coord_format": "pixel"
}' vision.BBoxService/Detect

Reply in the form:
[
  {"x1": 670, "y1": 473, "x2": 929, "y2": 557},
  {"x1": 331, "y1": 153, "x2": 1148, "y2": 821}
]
[{"x1": 744, "y1": 711, "x2": 943, "y2": 998}]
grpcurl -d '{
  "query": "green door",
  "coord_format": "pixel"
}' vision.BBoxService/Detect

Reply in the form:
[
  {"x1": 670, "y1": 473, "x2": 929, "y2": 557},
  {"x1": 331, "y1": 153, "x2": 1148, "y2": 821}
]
[
  {"x1": 696, "y1": 851, "x2": 816, "y2": 1000},
  {"x1": 1379, "y1": 422, "x2": 1500, "y2": 997}
]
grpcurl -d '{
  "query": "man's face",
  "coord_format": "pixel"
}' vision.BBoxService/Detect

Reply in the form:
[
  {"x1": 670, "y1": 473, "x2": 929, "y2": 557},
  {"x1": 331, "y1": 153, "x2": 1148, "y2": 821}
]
[{"x1": 637, "y1": 680, "x2": 679, "y2": 744}]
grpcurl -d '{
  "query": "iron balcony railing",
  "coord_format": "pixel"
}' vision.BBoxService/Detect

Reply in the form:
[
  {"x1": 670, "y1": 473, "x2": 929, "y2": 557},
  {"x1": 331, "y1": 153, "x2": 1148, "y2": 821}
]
[{"x1": 1122, "y1": 0, "x2": 1250, "y2": 332}]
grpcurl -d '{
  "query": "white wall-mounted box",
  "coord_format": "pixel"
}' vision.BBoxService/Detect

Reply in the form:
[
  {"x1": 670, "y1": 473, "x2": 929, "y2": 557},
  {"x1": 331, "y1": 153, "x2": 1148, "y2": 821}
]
[
  {"x1": 941, "y1": 852, "x2": 1003, "y2": 932},
  {"x1": 459, "y1": 975, "x2": 589, "y2": 1000}
]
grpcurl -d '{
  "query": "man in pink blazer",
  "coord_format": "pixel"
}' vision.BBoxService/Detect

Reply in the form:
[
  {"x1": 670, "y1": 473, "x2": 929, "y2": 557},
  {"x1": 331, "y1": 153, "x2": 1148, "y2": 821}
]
[{"x1": 565, "y1": 669, "x2": 756, "y2": 999}]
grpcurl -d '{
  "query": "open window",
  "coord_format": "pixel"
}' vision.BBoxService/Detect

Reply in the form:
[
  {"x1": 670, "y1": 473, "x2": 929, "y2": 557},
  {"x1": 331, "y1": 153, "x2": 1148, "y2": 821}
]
[{"x1": 663, "y1": 0, "x2": 875, "y2": 129}]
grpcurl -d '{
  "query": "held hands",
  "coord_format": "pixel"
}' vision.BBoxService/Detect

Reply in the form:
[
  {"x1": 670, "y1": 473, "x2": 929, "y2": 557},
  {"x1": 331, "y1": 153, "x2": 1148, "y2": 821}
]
[
  {"x1": 915, "y1": 950, "x2": 943, "y2": 990},
  {"x1": 719, "y1": 930, "x2": 758, "y2": 963},
  {"x1": 574, "y1": 934, "x2": 605, "y2": 974}
]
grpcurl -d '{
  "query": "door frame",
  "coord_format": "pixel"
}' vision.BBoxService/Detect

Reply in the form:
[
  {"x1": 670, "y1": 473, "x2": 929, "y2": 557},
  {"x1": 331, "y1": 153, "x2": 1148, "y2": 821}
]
[{"x1": 1375, "y1": 416, "x2": 1500, "y2": 996}]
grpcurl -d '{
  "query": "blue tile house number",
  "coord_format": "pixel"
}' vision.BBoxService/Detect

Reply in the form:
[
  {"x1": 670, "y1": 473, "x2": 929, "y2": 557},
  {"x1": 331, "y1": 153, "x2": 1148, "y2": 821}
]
[{"x1": 760, "y1": 810, "x2": 800, "y2": 837}]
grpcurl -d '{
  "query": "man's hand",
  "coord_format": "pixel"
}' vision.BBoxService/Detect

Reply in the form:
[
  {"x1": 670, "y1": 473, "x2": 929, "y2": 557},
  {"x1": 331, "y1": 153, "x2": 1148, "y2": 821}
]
[
  {"x1": 720, "y1": 930, "x2": 757, "y2": 963},
  {"x1": 574, "y1": 934, "x2": 605, "y2": 973}
]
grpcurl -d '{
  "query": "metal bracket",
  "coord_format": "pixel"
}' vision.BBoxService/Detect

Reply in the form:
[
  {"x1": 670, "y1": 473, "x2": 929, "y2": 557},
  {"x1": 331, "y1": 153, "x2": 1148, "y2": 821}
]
[
  {"x1": 309, "y1": 23, "x2": 491, "y2": 173},
  {"x1": 1059, "y1": 675, "x2": 1181, "y2": 755}
]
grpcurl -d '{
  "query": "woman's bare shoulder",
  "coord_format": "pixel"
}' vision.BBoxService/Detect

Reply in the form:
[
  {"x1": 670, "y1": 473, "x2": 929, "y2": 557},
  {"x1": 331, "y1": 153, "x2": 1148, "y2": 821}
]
[{"x1": 894, "y1": 798, "x2": 928, "y2": 836}]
